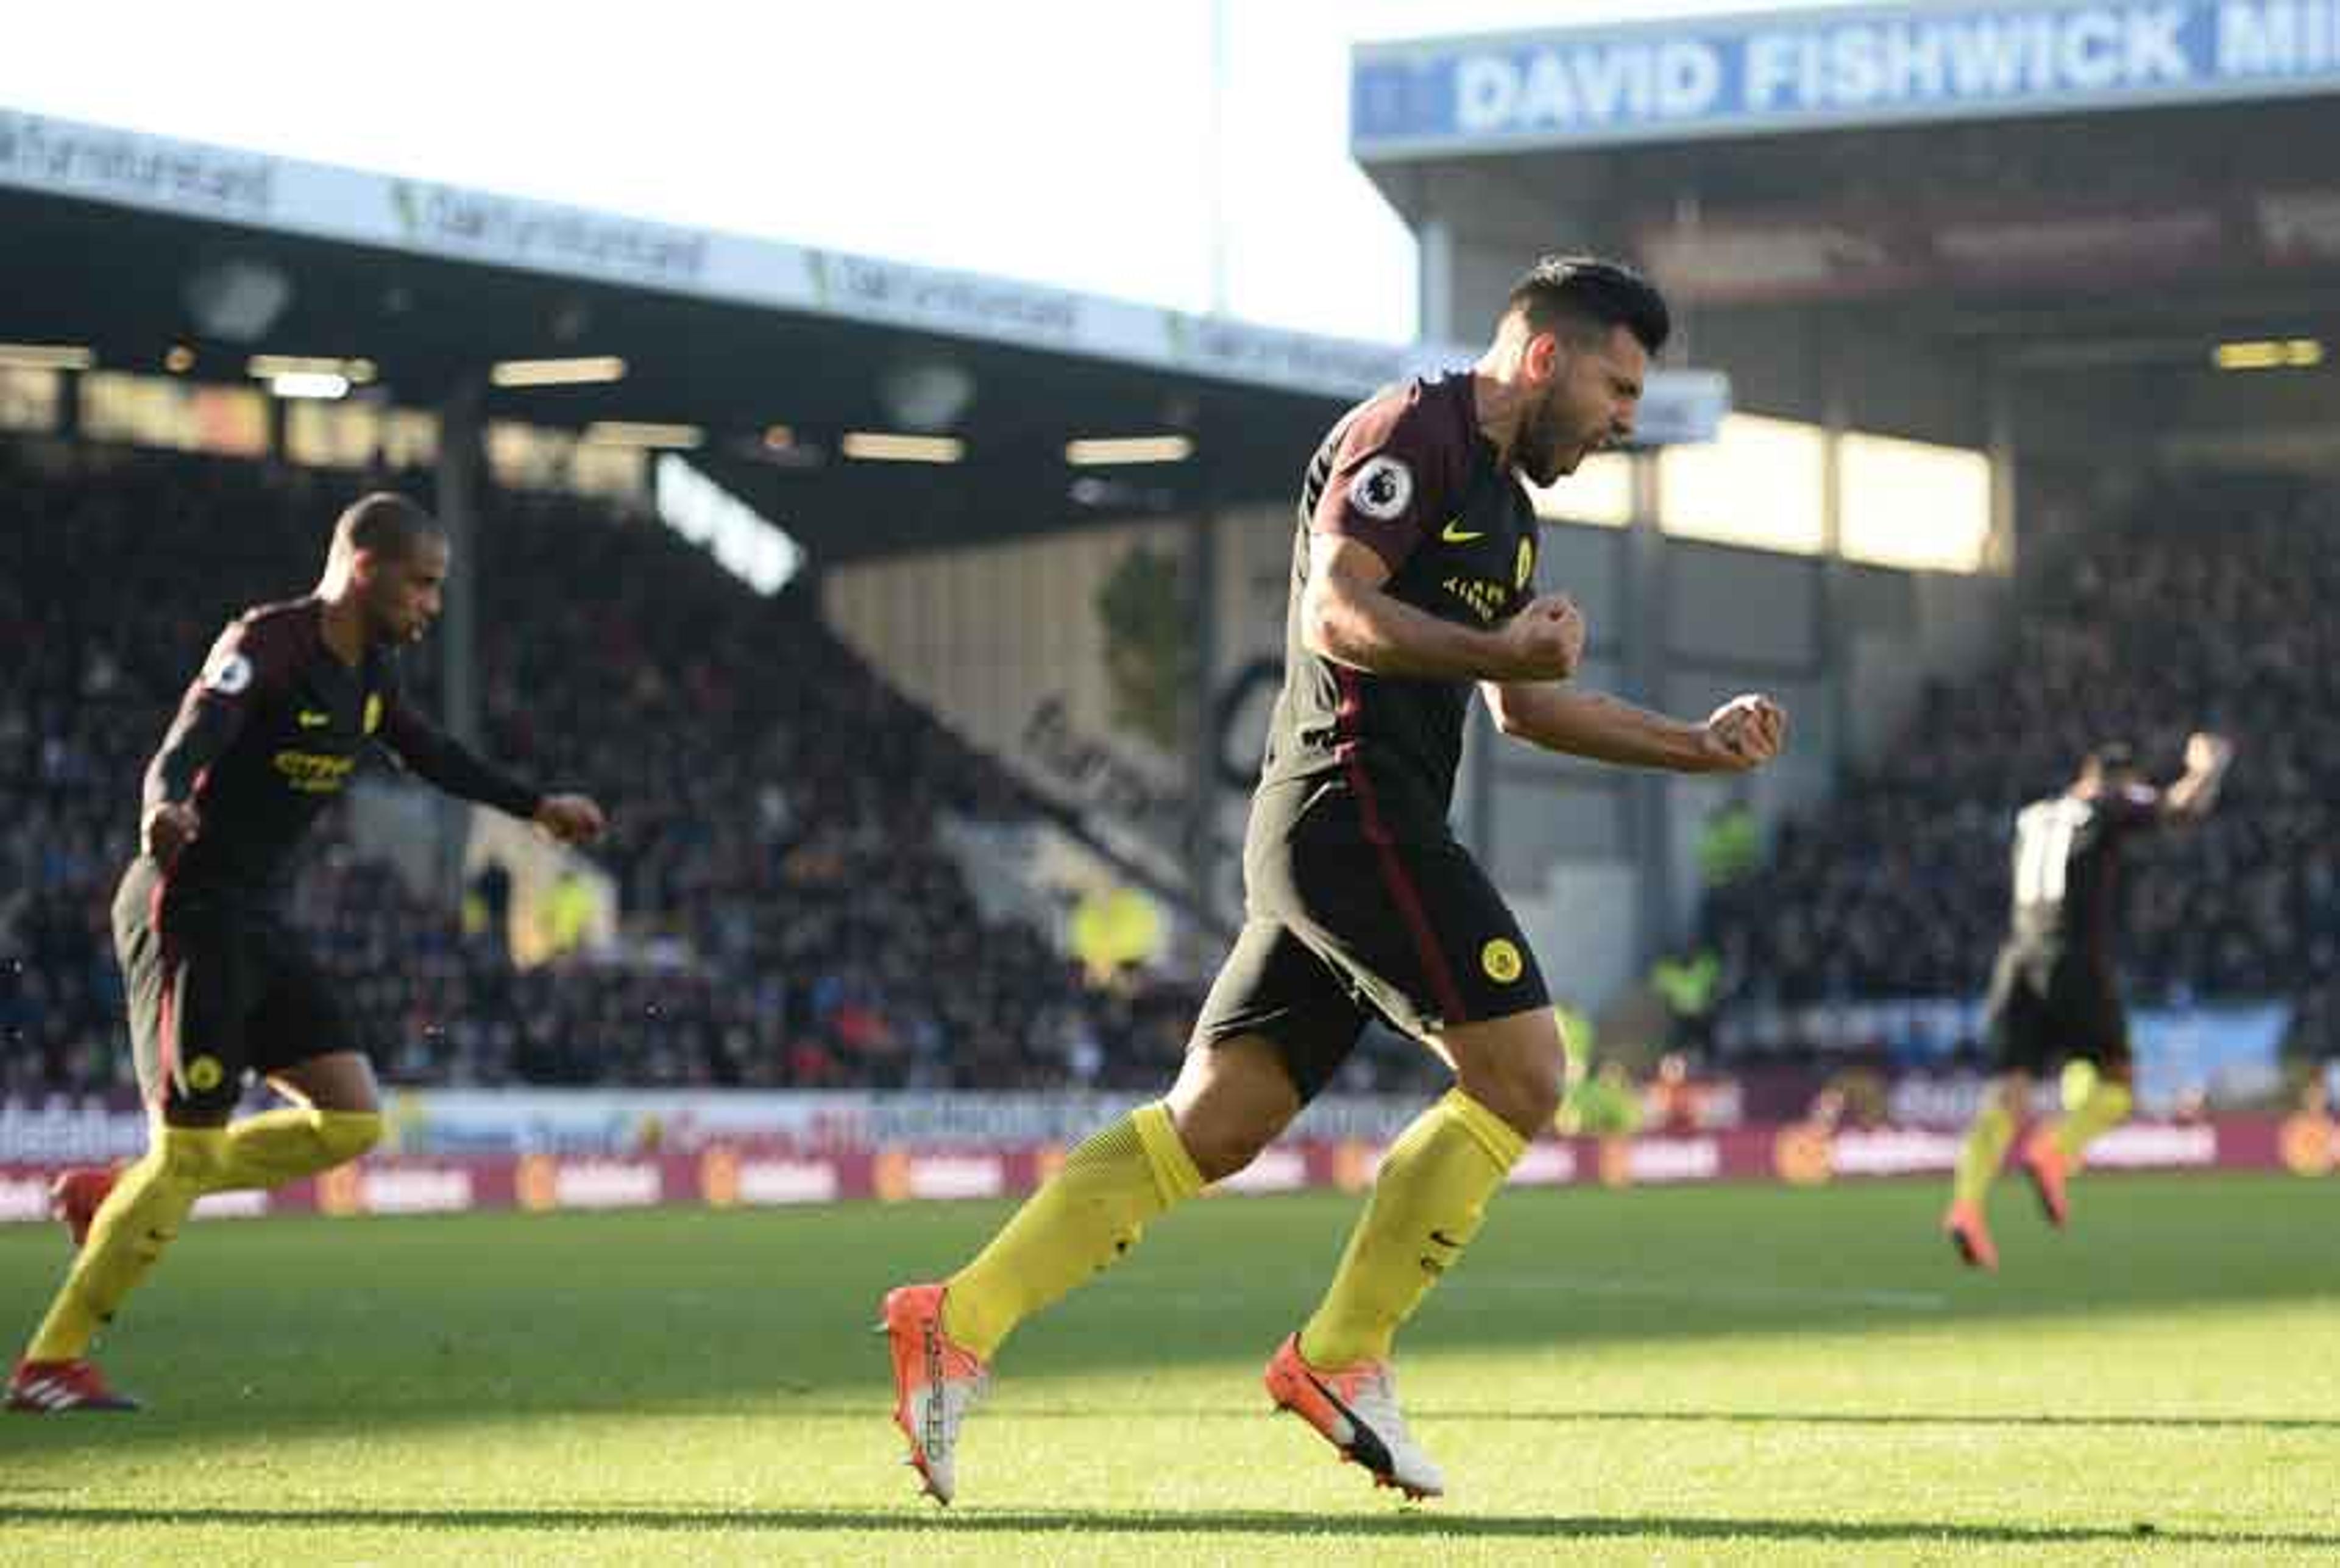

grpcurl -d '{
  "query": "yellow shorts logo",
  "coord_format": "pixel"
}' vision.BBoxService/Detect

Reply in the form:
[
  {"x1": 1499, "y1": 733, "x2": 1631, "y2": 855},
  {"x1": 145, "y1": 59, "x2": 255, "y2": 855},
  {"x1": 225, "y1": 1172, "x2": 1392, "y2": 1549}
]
[
  {"x1": 1481, "y1": 938, "x2": 1524, "y2": 984},
  {"x1": 1516, "y1": 537, "x2": 1536, "y2": 590},
  {"x1": 185, "y1": 1055, "x2": 225, "y2": 1091},
  {"x1": 363, "y1": 694, "x2": 384, "y2": 734}
]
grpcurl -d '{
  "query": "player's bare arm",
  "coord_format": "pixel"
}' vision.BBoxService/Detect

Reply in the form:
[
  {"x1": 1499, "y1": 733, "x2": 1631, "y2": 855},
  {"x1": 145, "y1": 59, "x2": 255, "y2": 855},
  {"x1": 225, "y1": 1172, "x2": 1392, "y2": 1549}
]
[
  {"x1": 1301, "y1": 533, "x2": 1583, "y2": 683},
  {"x1": 1481, "y1": 684, "x2": 1786, "y2": 773},
  {"x1": 2159, "y1": 731, "x2": 2234, "y2": 821},
  {"x1": 534, "y1": 793, "x2": 608, "y2": 846}
]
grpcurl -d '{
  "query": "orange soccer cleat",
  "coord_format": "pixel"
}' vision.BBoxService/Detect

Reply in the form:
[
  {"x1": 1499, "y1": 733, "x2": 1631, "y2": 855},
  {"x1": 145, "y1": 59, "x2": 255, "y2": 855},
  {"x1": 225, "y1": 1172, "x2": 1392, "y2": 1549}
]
[
  {"x1": 2019, "y1": 1133, "x2": 2071, "y2": 1230},
  {"x1": 878, "y1": 1283, "x2": 989, "y2": 1506},
  {"x1": 1263, "y1": 1333, "x2": 1444, "y2": 1500},
  {"x1": 1943, "y1": 1198, "x2": 2000, "y2": 1271}
]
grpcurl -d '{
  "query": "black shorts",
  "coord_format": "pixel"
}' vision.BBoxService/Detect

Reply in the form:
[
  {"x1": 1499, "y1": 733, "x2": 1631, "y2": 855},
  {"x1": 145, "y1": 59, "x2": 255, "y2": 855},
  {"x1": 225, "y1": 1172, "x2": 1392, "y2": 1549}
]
[
  {"x1": 113, "y1": 859, "x2": 356, "y2": 1118},
  {"x1": 1193, "y1": 775, "x2": 1550, "y2": 1100},
  {"x1": 1982, "y1": 943, "x2": 2130, "y2": 1077}
]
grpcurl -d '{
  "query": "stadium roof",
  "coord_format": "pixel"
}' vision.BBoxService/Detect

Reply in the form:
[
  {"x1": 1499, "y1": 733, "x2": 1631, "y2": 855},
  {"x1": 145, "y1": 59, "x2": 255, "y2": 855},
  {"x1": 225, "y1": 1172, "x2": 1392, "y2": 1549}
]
[
  {"x1": 0, "y1": 108, "x2": 1456, "y2": 562},
  {"x1": 1349, "y1": 0, "x2": 2340, "y2": 466}
]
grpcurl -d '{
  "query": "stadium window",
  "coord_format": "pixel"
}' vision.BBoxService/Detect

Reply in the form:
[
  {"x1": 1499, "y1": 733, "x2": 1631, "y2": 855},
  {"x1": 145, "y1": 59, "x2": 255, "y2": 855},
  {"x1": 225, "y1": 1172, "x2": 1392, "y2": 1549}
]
[
  {"x1": 79, "y1": 372, "x2": 267, "y2": 457},
  {"x1": 0, "y1": 366, "x2": 60, "y2": 432},
  {"x1": 381, "y1": 408, "x2": 439, "y2": 469},
  {"x1": 1658, "y1": 413, "x2": 1824, "y2": 555},
  {"x1": 287, "y1": 400, "x2": 382, "y2": 469},
  {"x1": 569, "y1": 440, "x2": 647, "y2": 500},
  {"x1": 488, "y1": 420, "x2": 645, "y2": 500},
  {"x1": 291, "y1": 402, "x2": 438, "y2": 470},
  {"x1": 1525, "y1": 450, "x2": 1634, "y2": 527},
  {"x1": 488, "y1": 420, "x2": 566, "y2": 491},
  {"x1": 1838, "y1": 433, "x2": 1991, "y2": 574}
]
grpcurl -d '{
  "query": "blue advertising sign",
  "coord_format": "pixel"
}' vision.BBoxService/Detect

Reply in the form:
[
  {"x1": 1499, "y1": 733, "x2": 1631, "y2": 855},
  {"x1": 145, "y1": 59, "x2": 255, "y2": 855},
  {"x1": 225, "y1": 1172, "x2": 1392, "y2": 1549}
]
[{"x1": 1355, "y1": 1, "x2": 2340, "y2": 157}]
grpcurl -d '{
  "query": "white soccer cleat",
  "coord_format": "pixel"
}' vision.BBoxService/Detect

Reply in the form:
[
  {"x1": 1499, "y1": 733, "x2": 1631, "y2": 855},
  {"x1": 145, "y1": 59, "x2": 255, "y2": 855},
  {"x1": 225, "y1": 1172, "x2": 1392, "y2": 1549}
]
[
  {"x1": 1264, "y1": 1333, "x2": 1445, "y2": 1500},
  {"x1": 880, "y1": 1282, "x2": 989, "y2": 1505}
]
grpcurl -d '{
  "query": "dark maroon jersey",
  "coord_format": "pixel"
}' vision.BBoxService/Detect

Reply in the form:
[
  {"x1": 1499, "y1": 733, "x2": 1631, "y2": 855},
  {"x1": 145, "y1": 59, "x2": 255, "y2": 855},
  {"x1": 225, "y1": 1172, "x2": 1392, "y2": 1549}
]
[
  {"x1": 143, "y1": 597, "x2": 539, "y2": 903},
  {"x1": 1255, "y1": 375, "x2": 1540, "y2": 822}
]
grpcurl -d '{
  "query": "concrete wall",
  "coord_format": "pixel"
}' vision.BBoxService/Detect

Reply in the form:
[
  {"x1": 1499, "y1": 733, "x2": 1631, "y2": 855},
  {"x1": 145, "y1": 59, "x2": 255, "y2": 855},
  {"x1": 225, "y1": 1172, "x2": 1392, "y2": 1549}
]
[{"x1": 824, "y1": 495, "x2": 2005, "y2": 1015}]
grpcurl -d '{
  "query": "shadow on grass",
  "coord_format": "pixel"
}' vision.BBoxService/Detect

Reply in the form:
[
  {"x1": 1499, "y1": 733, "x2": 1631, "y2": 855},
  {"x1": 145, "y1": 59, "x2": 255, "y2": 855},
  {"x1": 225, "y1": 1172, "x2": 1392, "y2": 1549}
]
[
  {"x1": 1, "y1": 1503, "x2": 2331, "y2": 1550},
  {"x1": 774, "y1": 1403, "x2": 2340, "y2": 1435},
  {"x1": 4, "y1": 1179, "x2": 2335, "y2": 1464}
]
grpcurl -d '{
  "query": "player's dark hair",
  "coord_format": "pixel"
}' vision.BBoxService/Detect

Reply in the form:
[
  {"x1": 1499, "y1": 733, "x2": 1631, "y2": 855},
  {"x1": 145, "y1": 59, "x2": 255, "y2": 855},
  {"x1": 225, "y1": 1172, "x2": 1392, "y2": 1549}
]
[
  {"x1": 1503, "y1": 255, "x2": 1671, "y2": 356},
  {"x1": 333, "y1": 492, "x2": 444, "y2": 562}
]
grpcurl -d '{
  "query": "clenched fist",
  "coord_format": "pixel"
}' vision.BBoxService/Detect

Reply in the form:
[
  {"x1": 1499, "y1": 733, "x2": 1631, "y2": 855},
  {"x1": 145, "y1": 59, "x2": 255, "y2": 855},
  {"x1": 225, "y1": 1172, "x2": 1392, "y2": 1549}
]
[
  {"x1": 1698, "y1": 694, "x2": 1787, "y2": 772},
  {"x1": 1494, "y1": 594, "x2": 1586, "y2": 682}
]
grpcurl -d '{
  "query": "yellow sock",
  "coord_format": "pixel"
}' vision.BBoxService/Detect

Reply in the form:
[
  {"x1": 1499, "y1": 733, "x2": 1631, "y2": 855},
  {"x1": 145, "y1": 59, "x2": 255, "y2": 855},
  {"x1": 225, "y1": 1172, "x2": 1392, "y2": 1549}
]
[
  {"x1": 25, "y1": 1127, "x2": 224, "y2": 1363},
  {"x1": 1299, "y1": 1088, "x2": 1525, "y2": 1369},
  {"x1": 214, "y1": 1108, "x2": 382, "y2": 1190},
  {"x1": 940, "y1": 1101, "x2": 1204, "y2": 1360},
  {"x1": 2051, "y1": 1080, "x2": 2134, "y2": 1165},
  {"x1": 1953, "y1": 1102, "x2": 2016, "y2": 1210}
]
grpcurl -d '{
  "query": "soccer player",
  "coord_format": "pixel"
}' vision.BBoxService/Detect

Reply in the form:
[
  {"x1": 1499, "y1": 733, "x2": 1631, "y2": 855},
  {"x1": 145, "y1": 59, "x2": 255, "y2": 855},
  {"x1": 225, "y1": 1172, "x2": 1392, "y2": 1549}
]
[
  {"x1": 7, "y1": 493, "x2": 605, "y2": 1413},
  {"x1": 881, "y1": 257, "x2": 1788, "y2": 1503},
  {"x1": 1943, "y1": 734, "x2": 2233, "y2": 1270}
]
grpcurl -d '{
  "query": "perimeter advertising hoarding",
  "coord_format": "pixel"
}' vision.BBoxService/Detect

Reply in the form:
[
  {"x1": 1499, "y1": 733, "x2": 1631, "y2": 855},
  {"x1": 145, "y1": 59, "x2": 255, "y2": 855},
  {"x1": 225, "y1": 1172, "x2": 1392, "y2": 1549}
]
[{"x1": 1, "y1": 1114, "x2": 2320, "y2": 1223}]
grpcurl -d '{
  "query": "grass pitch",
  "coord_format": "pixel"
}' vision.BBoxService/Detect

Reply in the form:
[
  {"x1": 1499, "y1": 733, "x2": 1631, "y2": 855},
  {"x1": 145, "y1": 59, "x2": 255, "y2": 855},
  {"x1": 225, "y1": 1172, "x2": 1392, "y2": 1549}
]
[{"x1": 2, "y1": 1173, "x2": 2336, "y2": 1565}]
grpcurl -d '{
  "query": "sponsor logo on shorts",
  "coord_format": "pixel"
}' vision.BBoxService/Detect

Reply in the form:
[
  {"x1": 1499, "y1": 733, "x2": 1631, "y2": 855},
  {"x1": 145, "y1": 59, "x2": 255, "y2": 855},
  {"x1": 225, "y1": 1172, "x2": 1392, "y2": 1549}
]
[
  {"x1": 363, "y1": 694, "x2": 383, "y2": 734},
  {"x1": 185, "y1": 1055, "x2": 225, "y2": 1092},
  {"x1": 1480, "y1": 938, "x2": 1523, "y2": 984},
  {"x1": 1516, "y1": 537, "x2": 1535, "y2": 589},
  {"x1": 297, "y1": 709, "x2": 331, "y2": 729}
]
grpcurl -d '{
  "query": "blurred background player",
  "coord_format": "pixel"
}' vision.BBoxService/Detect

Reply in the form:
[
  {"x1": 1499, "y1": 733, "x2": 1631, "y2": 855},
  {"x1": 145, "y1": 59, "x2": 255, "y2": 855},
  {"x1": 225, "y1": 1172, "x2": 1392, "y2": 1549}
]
[
  {"x1": 7, "y1": 493, "x2": 605, "y2": 1413},
  {"x1": 881, "y1": 257, "x2": 1787, "y2": 1504},
  {"x1": 1943, "y1": 733, "x2": 2234, "y2": 1269}
]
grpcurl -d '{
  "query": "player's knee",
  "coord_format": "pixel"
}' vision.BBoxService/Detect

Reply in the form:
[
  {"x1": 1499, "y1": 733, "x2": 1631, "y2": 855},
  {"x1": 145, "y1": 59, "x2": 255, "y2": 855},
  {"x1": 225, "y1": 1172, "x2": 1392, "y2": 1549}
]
[
  {"x1": 1166, "y1": 1035, "x2": 1300, "y2": 1180},
  {"x1": 1459, "y1": 1053, "x2": 1565, "y2": 1140},
  {"x1": 1177, "y1": 1110, "x2": 1282, "y2": 1183},
  {"x1": 156, "y1": 1123, "x2": 232, "y2": 1185},
  {"x1": 316, "y1": 1110, "x2": 383, "y2": 1166}
]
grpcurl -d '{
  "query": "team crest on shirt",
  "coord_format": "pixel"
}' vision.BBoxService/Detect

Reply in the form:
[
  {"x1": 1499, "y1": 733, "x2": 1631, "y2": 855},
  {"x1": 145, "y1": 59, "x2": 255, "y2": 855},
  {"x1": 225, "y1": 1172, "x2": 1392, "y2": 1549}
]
[
  {"x1": 1349, "y1": 455, "x2": 1413, "y2": 521},
  {"x1": 1481, "y1": 938, "x2": 1524, "y2": 984},
  {"x1": 185, "y1": 1055, "x2": 225, "y2": 1091},
  {"x1": 1515, "y1": 537, "x2": 1535, "y2": 591},
  {"x1": 363, "y1": 694, "x2": 383, "y2": 734}
]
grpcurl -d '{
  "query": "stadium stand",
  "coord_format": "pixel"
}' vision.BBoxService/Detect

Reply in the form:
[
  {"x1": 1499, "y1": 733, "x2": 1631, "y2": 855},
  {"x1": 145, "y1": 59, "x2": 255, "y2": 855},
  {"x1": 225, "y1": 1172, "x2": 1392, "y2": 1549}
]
[
  {"x1": 0, "y1": 441, "x2": 1203, "y2": 1098},
  {"x1": 1703, "y1": 475, "x2": 2340, "y2": 1067}
]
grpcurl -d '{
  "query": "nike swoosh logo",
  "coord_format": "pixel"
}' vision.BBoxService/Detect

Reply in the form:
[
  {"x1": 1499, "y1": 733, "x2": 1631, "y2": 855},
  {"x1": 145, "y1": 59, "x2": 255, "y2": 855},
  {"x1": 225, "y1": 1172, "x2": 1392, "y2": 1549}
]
[
  {"x1": 298, "y1": 711, "x2": 331, "y2": 728},
  {"x1": 1440, "y1": 520, "x2": 1484, "y2": 544},
  {"x1": 1429, "y1": 1229, "x2": 1463, "y2": 1249}
]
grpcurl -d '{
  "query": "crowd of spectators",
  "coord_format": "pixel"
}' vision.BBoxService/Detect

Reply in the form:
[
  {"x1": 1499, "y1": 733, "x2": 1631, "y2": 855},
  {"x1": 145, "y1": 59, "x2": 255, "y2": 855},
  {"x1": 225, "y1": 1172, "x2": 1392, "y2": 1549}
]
[
  {"x1": 16, "y1": 442, "x2": 2329, "y2": 1100},
  {"x1": 1703, "y1": 476, "x2": 2340, "y2": 1062},
  {"x1": 0, "y1": 441, "x2": 1201, "y2": 1099}
]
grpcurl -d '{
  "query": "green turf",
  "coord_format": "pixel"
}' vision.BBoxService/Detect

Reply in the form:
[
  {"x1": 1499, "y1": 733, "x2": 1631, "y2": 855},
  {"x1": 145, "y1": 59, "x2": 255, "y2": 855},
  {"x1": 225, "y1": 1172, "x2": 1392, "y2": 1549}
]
[{"x1": 1, "y1": 1173, "x2": 2336, "y2": 1564}]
